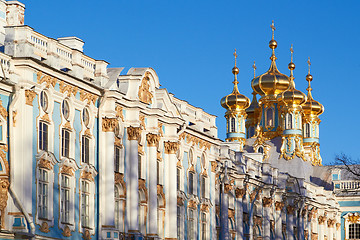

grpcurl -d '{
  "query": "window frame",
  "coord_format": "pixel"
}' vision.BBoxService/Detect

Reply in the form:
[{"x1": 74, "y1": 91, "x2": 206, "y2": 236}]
[
  {"x1": 38, "y1": 168, "x2": 49, "y2": 219},
  {"x1": 60, "y1": 174, "x2": 71, "y2": 224},
  {"x1": 61, "y1": 128, "x2": 70, "y2": 158},
  {"x1": 81, "y1": 135, "x2": 90, "y2": 164},
  {"x1": 39, "y1": 121, "x2": 48, "y2": 151},
  {"x1": 80, "y1": 179, "x2": 90, "y2": 228}
]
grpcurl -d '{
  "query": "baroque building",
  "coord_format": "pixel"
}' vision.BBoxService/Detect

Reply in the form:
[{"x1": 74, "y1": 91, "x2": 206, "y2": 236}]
[{"x1": 0, "y1": 2, "x2": 358, "y2": 240}]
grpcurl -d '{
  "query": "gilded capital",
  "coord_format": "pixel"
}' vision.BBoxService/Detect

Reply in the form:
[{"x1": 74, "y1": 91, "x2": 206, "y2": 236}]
[
  {"x1": 275, "y1": 201, "x2": 284, "y2": 211},
  {"x1": 224, "y1": 183, "x2": 232, "y2": 194},
  {"x1": 0, "y1": 179, "x2": 9, "y2": 230},
  {"x1": 327, "y1": 218, "x2": 335, "y2": 228},
  {"x1": 235, "y1": 187, "x2": 246, "y2": 199},
  {"x1": 102, "y1": 118, "x2": 118, "y2": 132},
  {"x1": 287, "y1": 205, "x2": 295, "y2": 215},
  {"x1": 146, "y1": 133, "x2": 160, "y2": 147},
  {"x1": 262, "y1": 197, "x2": 273, "y2": 208},
  {"x1": 127, "y1": 126, "x2": 141, "y2": 141},
  {"x1": 25, "y1": 90, "x2": 36, "y2": 106},
  {"x1": 318, "y1": 215, "x2": 326, "y2": 225},
  {"x1": 164, "y1": 141, "x2": 179, "y2": 154}
]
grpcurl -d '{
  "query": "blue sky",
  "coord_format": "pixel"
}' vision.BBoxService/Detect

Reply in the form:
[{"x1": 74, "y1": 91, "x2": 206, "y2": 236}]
[{"x1": 22, "y1": 0, "x2": 360, "y2": 165}]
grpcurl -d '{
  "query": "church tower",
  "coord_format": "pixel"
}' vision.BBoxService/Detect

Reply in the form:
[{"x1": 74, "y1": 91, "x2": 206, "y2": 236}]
[
  {"x1": 277, "y1": 46, "x2": 307, "y2": 160},
  {"x1": 220, "y1": 50, "x2": 250, "y2": 150},
  {"x1": 245, "y1": 62, "x2": 260, "y2": 138},
  {"x1": 302, "y1": 58, "x2": 324, "y2": 165},
  {"x1": 251, "y1": 21, "x2": 290, "y2": 139}
]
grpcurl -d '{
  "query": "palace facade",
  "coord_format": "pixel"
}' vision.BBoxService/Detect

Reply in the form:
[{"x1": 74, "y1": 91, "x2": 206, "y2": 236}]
[{"x1": 0, "y1": 1, "x2": 358, "y2": 240}]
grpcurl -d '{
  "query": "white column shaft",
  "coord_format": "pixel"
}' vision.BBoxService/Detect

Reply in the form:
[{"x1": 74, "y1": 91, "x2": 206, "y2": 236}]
[
  {"x1": 148, "y1": 146, "x2": 157, "y2": 235},
  {"x1": 263, "y1": 207, "x2": 271, "y2": 240},
  {"x1": 236, "y1": 199, "x2": 243, "y2": 240},
  {"x1": 129, "y1": 139, "x2": 139, "y2": 231},
  {"x1": 275, "y1": 210, "x2": 282, "y2": 240},
  {"x1": 164, "y1": 153, "x2": 177, "y2": 239},
  {"x1": 287, "y1": 214, "x2": 294, "y2": 240}
]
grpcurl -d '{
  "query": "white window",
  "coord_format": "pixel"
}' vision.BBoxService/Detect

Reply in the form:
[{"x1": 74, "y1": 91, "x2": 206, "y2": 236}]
[
  {"x1": 114, "y1": 146, "x2": 121, "y2": 173},
  {"x1": 188, "y1": 209, "x2": 196, "y2": 239},
  {"x1": 81, "y1": 180, "x2": 90, "y2": 227},
  {"x1": 230, "y1": 118, "x2": 236, "y2": 132},
  {"x1": 60, "y1": 174, "x2": 70, "y2": 223},
  {"x1": 81, "y1": 136, "x2": 90, "y2": 164},
  {"x1": 115, "y1": 184, "x2": 125, "y2": 232},
  {"x1": 188, "y1": 171, "x2": 195, "y2": 195},
  {"x1": 62, "y1": 99, "x2": 70, "y2": 120},
  {"x1": 266, "y1": 108, "x2": 274, "y2": 127},
  {"x1": 138, "y1": 154, "x2": 142, "y2": 179},
  {"x1": 200, "y1": 175, "x2": 206, "y2": 199},
  {"x1": 40, "y1": 91, "x2": 49, "y2": 112},
  {"x1": 38, "y1": 168, "x2": 48, "y2": 219},
  {"x1": 305, "y1": 123, "x2": 310, "y2": 138},
  {"x1": 177, "y1": 168, "x2": 181, "y2": 191},
  {"x1": 157, "y1": 194, "x2": 165, "y2": 237},
  {"x1": 61, "y1": 129, "x2": 70, "y2": 158},
  {"x1": 286, "y1": 113, "x2": 293, "y2": 129},
  {"x1": 349, "y1": 223, "x2": 360, "y2": 239},
  {"x1": 82, "y1": 107, "x2": 90, "y2": 127},
  {"x1": 201, "y1": 212, "x2": 207, "y2": 240},
  {"x1": 39, "y1": 122, "x2": 48, "y2": 151}
]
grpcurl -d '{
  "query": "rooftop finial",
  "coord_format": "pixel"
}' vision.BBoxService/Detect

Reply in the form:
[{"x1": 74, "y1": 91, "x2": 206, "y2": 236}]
[
  {"x1": 307, "y1": 57, "x2": 311, "y2": 75},
  {"x1": 252, "y1": 60, "x2": 257, "y2": 78},
  {"x1": 290, "y1": 44, "x2": 294, "y2": 62},
  {"x1": 233, "y1": 49, "x2": 237, "y2": 67},
  {"x1": 288, "y1": 44, "x2": 295, "y2": 88},
  {"x1": 232, "y1": 49, "x2": 239, "y2": 87},
  {"x1": 271, "y1": 20, "x2": 276, "y2": 40},
  {"x1": 306, "y1": 57, "x2": 313, "y2": 96}
]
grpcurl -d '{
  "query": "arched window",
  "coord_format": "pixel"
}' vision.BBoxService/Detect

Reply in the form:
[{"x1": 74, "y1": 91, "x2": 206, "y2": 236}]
[
  {"x1": 157, "y1": 194, "x2": 165, "y2": 238},
  {"x1": 138, "y1": 189, "x2": 147, "y2": 234},
  {"x1": 286, "y1": 113, "x2": 293, "y2": 129},
  {"x1": 230, "y1": 118, "x2": 236, "y2": 132},
  {"x1": 305, "y1": 123, "x2": 310, "y2": 138},
  {"x1": 188, "y1": 171, "x2": 195, "y2": 195},
  {"x1": 39, "y1": 122, "x2": 48, "y2": 151},
  {"x1": 266, "y1": 108, "x2": 274, "y2": 127},
  {"x1": 349, "y1": 223, "x2": 360, "y2": 239},
  {"x1": 258, "y1": 147, "x2": 264, "y2": 154},
  {"x1": 114, "y1": 184, "x2": 125, "y2": 232}
]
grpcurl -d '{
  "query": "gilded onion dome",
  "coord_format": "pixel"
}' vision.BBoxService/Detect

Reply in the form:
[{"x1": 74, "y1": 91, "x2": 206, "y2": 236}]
[
  {"x1": 246, "y1": 62, "x2": 260, "y2": 115},
  {"x1": 277, "y1": 46, "x2": 307, "y2": 106},
  {"x1": 302, "y1": 58, "x2": 324, "y2": 116},
  {"x1": 251, "y1": 21, "x2": 290, "y2": 97},
  {"x1": 221, "y1": 50, "x2": 250, "y2": 111}
]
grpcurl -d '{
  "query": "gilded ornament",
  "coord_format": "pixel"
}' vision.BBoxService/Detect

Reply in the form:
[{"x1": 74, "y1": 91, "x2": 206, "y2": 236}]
[
  {"x1": 12, "y1": 110, "x2": 17, "y2": 127},
  {"x1": 84, "y1": 129, "x2": 92, "y2": 137},
  {"x1": 164, "y1": 141, "x2": 179, "y2": 154},
  {"x1": 262, "y1": 197, "x2": 272, "y2": 208},
  {"x1": 38, "y1": 158, "x2": 53, "y2": 170},
  {"x1": 146, "y1": 133, "x2": 159, "y2": 147},
  {"x1": 286, "y1": 205, "x2": 295, "y2": 215},
  {"x1": 228, "y1": 209, "x2": 235, "y2": 220},
  {"x1": 138, "y1": 179, "x2": 148, "y2": 203},
  {"x1": 301, "y1": 209, "x2": 307, "y2": 217},
  {"x1": 224, "y1": 183, "x2": 232, "y2": 194},
  {"x1": 275, "y1": 201, "x2": 284, "y2": 211},
  {"x1": 115, "y1": 106, "x2": 124, "y2": 122},
  {"x1": 200, "y1": 203, "x2": 210, "y2": 213},
  {"x1": 235, "y1": 188, "x2": 246, "y2": 199},
  {"x1": 80, "y1": 90, "x2": 97, "y2": 105},
  {"x1": 25, "y1": 89, "x2": 36, "y2": 106},
  {"x1": 37, "y1": 71, "x2": 57, "y2": 88},
  {"x1": 60, "y1": 165, "x2": 74, "y2": 176},
  {"x1": 253, "y1": 216, "x2": 262, "y2": 227},
  {"x1": 39, "y1": 221, "x2": 50, "y2": 233},
  {"x1": 249, "y1": 189, "x2": 259, "y2": 201},
  {"x1": 215, "y1": 205, "x2": 220, "y2": 215},
  {"x1": 177, "y1": 196, "x2": 184, "y2": 206},
  {"x1": 63, "y1": 121, "x2": 72, "y2": 130},
  {"x1": 311, "y1": 232, "x2": 318, "y2": 240},
  {"x1": 210, "y1": 161, "x2": 217, "y2": 173},
  {"x1": 62, "y1": 225, "x2": 72, "y2": 237},
  {"x1": 158, "y1": 123, "x2": 163, "y2": 137},
  {"x1": 157, "y1": 185, "x2": 166, "y2": 208},
  {"x1": 0, "y1": 99, "x2": 7, "y2": 120},
  {"x1": 82, "y1": 229, "x2": 91, "y2": 240},
  {"x1": 318, "y1": 215, "x2": 326, "y2": 225},
  {"x1": 0, "y1": 179, "x2": 9, "y2": 230},
  {"x1": 327, "y1": 218, "x2": 335, "y2": 228},
  {"x1": 81, "y1": 170, "x2": 94, "y2": 182},
  {"x1": 336, "y1": 222, "x2": 341, "y2": 230},
  {"x1": 138, "y1": 73, "x2": 153, "y2": 104},
  {"x1": 348, "y1": 213, "x2": 360, "y2": 223},
  {"x1": 127, "y1": 126, "x2": 141, "y2": 141},
  {"x1": 304, "y1": 230, "x2": 309, "y2": 240},
  {"x1": 41, "y1": 113, "x2": 51, "y2": 123},
  {"x1": 139, "y1": 115, "x2": 146, "y2": 130},
  {"x1": 157, "y1": 151, "x2": 162, "y2": 161},
  {"x1": 188, "y1": 200, "x2": 197, "y2": 209},
  {"x1": 102, "y1": 118, "x2": 118, "y2": 132},
  {"x1": 114, "y1": 137, "x2": 122, "y2": 147},
  {"x1": 114, "y1": 173, "x2": 126, "y2": 197},
  {"x1": 59, "y1": 81, "x2": 78, "y2": 97}
]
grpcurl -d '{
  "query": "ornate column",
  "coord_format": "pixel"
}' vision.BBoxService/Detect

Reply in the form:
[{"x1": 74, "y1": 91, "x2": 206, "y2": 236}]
[
  {"x1": 327, "y1": 219, "x2": 335, "y2": 240},
  {"x1": 275, "y1": 201, "x2": 284, "y2": 240},
  {"x1": 101, "y1": 118, "x2": 117, "y2": 227},
  {"x1": 127, "y1": 126, "x2": 141, "y2": 234},
  {"x1": 263, "y1": 197, "x2": 272, "y2": 240},
  {"x1": 220, "y1": 183, "x2": 231, "y2": 240},
  {"x1": 286, "y1": 205, "x2": 295, "y2": 240},
  {"x1": 300, "y1": 208, "x2": 307, "y2": 240},
  {"x1": 164, "y1": 141, "x2": 178, "y2": 240},
  {"x1": 336, "y1": 222, "x2": 341, "y2": 240},
  {"x1": 147, "y1": 133, "x2": 160, "y2": 237},
  {"x1": 235, "y1": 188, "x2": 246, "y2": 240},
  {"x1": 318, "y1": 214, "x2": 327, "y2": 240}
]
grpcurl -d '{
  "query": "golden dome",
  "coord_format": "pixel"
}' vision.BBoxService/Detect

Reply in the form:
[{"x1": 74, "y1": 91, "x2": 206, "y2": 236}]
[
  {"x1": 303, "y1": 58, "x2": 324, "y2": 116},
  {"x1": 251, "y1": 22, "x2": 290, "y2": 97},
  {"x1": 221, "y1": 50, "x2": 250, "y2": 111},
  {"x1": 277, "y1": 46, "x2": 307, "y2": 106}
]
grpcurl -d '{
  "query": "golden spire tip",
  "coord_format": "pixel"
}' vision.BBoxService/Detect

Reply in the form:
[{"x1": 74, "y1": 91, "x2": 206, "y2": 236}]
[
  {"x1": 271, "y1": 20, "x2": 276, "y2": 40},
  {"x1": 307, "y1": 57, "x2": 311, "y2": 74},
  {"x1": 252, "y1": 60, "x2": 256, "y2": 78}
]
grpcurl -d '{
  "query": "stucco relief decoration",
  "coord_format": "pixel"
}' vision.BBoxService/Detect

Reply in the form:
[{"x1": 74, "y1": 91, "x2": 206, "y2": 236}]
[
  {"x1": 81, "y1": 170, "x2": 94, "y2": 182},
  {"x1": 200, "y1": 203, "x2": 210, "y2": 213},
  {"x1": 275, "y1": 201, "x2": 284, "y2": 211},
  {"x1": 82, "y1": 229, "x2": 91, "y2": 240},
  {"x1": 228, "y1": 209, "x2": 235, "y2": 220},
  {"x1": 102, "y1": 118, "x2": 118, "y2": 132},
  {"x1": 25, "y1": 89, "x2": 36, "y2": 106},
  {"x1": 249, "y1": 188, "x2": 260, "y2": 202},
  {"x1": 164, "y1": 141, "x2": 179, "y2": 154},
  {"x1": 253, "y1": 130, "x2": 271, "y2": 161},
  {"x1": 146, "y1": 133, "x2": 159, "y2": 147},
  {"x1": 115, "y1": 173, "x2": 126, "y2": 197},
  {"x1": 59, "y1": 81, "x2": 78, "y2": 97},
  {"x1": 301, "y1": 208, "x2": 307, "y2": 217},
  {"x1": 138, "y1": 179, "x2": 148, "y2": 203},
  {"x1": 37, "y1": 71, "x2": 57, "y2": 88},
  {"x1": 115, "y1": 106, "x2": 124, "y2": 122},
  {"x1": 177, "y1": 196, "x2": 184, "y2": 206},
  {"x1": 262, "y1": 197, "x2": 272, "y2": 208},
  {"x1": 39, "y1": 221, "x2": 50, "y2": 233},
  {"x1": 139, "y1": 115, "x2": 146, "y2": 130},
  {"x1": 0, "y1": 145, "x2": 8, "y2": 172},
  {"x1": 138, "y1": 73, "x2": 153, "y2": 104},
  {"x1": 80, "y1": 90, "x2": 97, "y2": 105},
  {"x1": 180, "y1": 132, "x2": 211, "y2": 150},
  {"x1": 327, "y1": 218, "x2": 335, "y2": 228},
  {"x1": 311, "y1": 232, "x2": 318, "y2": 240},
  {"x1": 318, "y1": 215, "x2": 327, "y2": 225},
  {"x1": 304, "y1": 230, "x2": 309, "y2": 240},
  {"x1": 0, "y1": 99, "x2": 7, "y2": 120},
  {"x1": 210, "y1": 161, "x2": 217, "y2": 173},
  {"x1": 287, "y1": 205, "x2": 295, "y2": 215},
  {"x1": 235, "y1": 187, "x2": 246, "y2": 199},
  {"x1": 60, "y1": 165, "x2": 74, "y2": 176},
  {"x1": 38, "y1": 158, "x2": 53, "y2": 170},
  {"x1": 114, "y1": 137, "x2": 122, "y2": 147},
  {"x1": 127, "y1": 127, "x2": 141, "y2": 141},
  {"x1": 224, "y1": 183, "x2": 233, "y2": 194},
  {"x1": 157, "y1": 185, "x2": 166, "y2": 208},
  {"x1": 253, "y1": 216, "x2": 262, "y2": 227},
  {"x1": 12, "y1": 110, "x2": 17, "y2": 127},
  {"x1": 188, "y1": 199, "x2": 197, "y2": 209},
  {"x1": 336, "y1": 222, "x2": 341, "y2": 230},
  {"x1": 0, "y1": 179, "x2": 9, "y2": 230},
  {"x1": 62, "y1": 225, "x2": 72, "y2": 237}
]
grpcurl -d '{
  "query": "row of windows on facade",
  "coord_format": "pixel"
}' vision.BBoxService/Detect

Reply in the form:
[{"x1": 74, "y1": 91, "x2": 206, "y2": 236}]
[{"x1": 38, "y1": 169, "x2": 91, "y2": 227}]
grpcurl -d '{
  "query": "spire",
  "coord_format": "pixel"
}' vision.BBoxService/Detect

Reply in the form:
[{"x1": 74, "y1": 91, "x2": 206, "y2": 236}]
[
  {"x1": 288, "y1": 44, "x2": 295, "y2": 89},
  {"x1": 252, "y1": 60, "x2": 256, "y2": 78},
  {"x1": 269, "y1": 20, "x2": 277, "y2": 61},
  {"x1": 306, "y1": 57, "x2": 314, "y2": 99},
  {"x1": 232, "y1": 49, "x2": 240, "y2": 94}
]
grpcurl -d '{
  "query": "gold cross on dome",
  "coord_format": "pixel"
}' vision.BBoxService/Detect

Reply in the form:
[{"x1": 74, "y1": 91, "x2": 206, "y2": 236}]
[
  {"x1": 252, "y1": 61, "x2": 257, "y2": 78},
  {"x1": 233, "y1": 49, "x2": 237, "y2": 66},
  {"x1": 307, "y1": 57, "x2": 311, "y2": 73},
  {"x1": 271, "y1": 20, "x2": 276, "y2": 39},
  {"x1": 290, "y1": 44, "x2": 294, "y2": 62}
]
